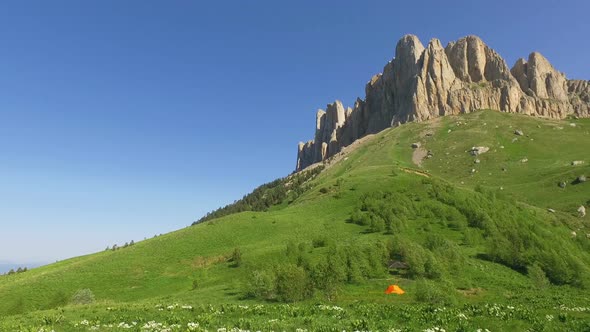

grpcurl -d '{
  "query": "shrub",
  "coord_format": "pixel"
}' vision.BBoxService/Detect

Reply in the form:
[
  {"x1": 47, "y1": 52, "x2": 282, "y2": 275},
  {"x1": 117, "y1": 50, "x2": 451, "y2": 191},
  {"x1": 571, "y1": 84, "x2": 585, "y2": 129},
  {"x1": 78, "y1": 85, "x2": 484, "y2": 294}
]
[
  {"x1": 247, "y1": 270, "x2": 276, "y2": 300},
  {"x1": 369, "y1": 214, "x2": 385, "y2": 233},
  {"x1": 275, "y1": 264, "x2": 307, "y2": 302},
  {"x1": 424, "y1": 254, "x2": 444, "y2": 279},
  {"x1": 312, "y1": 236, "x2": 328, "y2": 248},
  {"x1": 528, "y1": 263, "x2": 549, "y2": 288},
  {"x1": 230, "y1": 247, "x2": 242, "y2": 267},
  {"x1": 71, "y1": 289, "x2": 95, "y2": 305},
  {"x1": 414, "y1": 279, "x2": 457, "y2": 305}
]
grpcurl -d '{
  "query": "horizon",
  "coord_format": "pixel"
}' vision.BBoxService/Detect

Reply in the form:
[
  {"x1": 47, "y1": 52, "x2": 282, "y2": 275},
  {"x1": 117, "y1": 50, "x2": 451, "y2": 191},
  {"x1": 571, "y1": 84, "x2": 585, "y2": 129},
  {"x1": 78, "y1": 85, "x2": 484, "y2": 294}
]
[{"x1": 2, "y1": 0, "x2": 590, "y2": 263}]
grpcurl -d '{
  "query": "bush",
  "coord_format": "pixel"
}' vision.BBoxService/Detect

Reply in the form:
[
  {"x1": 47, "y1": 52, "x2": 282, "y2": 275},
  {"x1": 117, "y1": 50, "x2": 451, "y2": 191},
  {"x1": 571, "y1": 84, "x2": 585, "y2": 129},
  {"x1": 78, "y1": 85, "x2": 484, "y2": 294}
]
[
  {"x1": 414, "y1": 279, "x2": 457, "y2": 305},
  {"x1": 71, "y1": 289, "x2": 95, "y2": 305},
  {"x1": 230, "y1": 247, "x2": 242, "y2": 267},
  {"x1": 275, "y1": 264, "x2": 307, "y2": 302},
  {"x1": 369, "y1": 215, "x2": 385, "y2": 233},
  {"x1": 312, "y1": 236, "x2": 329, "y2": 248},
  {"x1": 528, "y1": 263, "x2": 549, "y2": 288},
  {"x1": 247, "y1": 270, "x2": 276, "y2": 300}
]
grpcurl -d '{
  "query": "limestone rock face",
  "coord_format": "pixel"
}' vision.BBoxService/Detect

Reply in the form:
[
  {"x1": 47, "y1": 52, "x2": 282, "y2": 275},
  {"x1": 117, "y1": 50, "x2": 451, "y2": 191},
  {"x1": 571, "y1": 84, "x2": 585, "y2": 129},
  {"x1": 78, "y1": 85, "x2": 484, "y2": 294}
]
[
  {"x1": 568, "y1": 80, "x2": 590, "y2": 117},
  {"x1": 445, "y1": 35, "x2": 512, "y2": 83},
  {"x1": 511, "y1": 52, "x2": 569, "y2": 101},
  {"x1": 295, "y1": 34, "x2": 590, "y2": 171}
]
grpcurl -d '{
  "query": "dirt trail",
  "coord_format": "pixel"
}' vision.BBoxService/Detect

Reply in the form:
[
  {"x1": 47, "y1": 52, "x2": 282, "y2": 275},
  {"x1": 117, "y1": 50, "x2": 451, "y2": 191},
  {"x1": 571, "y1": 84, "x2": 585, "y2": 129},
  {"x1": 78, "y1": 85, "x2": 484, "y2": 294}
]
[
  {"x1": 400, "y1": 167, "x2": 431, "y2": 178},
  {"x1": 412, "y1": 117, "x2": 443, "y2": 167}
]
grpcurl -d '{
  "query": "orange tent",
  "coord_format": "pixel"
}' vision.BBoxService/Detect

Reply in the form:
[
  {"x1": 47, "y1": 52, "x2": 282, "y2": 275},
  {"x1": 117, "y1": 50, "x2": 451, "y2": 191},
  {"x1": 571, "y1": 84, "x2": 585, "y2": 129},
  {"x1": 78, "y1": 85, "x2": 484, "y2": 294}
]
[{"x1": 384, "y1": 284, "x2": 405, "y2": 295}]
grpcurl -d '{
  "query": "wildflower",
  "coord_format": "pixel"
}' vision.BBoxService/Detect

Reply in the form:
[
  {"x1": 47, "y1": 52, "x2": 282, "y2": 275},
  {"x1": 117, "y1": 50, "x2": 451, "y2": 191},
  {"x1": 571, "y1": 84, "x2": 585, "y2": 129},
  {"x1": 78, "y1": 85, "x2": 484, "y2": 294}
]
[{"x1": 424, "y1": 328, "x2": 446, "y2": 332}]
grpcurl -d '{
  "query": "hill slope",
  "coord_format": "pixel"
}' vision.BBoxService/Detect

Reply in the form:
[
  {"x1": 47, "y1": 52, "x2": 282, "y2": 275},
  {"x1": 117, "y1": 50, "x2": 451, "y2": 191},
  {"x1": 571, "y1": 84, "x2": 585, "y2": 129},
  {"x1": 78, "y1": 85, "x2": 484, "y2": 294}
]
[{"x1": 1, "y1": 110, "x2": 590, "y2": 331}]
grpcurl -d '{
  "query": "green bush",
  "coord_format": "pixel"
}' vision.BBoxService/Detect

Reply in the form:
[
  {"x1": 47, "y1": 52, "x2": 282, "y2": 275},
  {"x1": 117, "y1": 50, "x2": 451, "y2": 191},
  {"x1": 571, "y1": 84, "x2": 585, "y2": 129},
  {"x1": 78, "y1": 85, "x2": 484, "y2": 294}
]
[
  {"x1": 369, "y1": 214, "x2": 385, "y2": 233},
  {"x1": 275, "y1": 264, "x2": 307, "y2": 302},
  {"x1": 414, "y1": 279, "x2": 457, "y2": 305},
  {"x1": 312, "y1": 236, "x2": 329, "y2": 248},
  {"x1": 230, "y1": 247, "x2": 242, "y2": 267},
  {"x1": 70, "y1": 289, "x2": 95, "y2": 305},
  {"x1": 528, "y1": 263, "x2": 549, "y2": 288},
  {"x1": 247, "y1": 270, "x2": 276, "y2": 300}
]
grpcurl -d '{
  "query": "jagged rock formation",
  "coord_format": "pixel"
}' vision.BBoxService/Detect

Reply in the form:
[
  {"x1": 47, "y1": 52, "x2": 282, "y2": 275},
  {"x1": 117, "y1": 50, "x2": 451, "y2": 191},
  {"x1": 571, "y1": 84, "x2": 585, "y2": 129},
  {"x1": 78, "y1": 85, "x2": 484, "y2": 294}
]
[{"x1": 296, "y1": 35, "x2": 590, "y2": 171}]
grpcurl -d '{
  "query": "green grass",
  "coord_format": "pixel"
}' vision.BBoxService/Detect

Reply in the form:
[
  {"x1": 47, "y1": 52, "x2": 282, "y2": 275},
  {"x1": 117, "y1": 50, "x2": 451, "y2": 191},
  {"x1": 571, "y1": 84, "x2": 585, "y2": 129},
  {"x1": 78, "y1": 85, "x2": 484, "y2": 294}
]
[{"x1": 1, "y1": 110, "x2": 589, "y2": 331}]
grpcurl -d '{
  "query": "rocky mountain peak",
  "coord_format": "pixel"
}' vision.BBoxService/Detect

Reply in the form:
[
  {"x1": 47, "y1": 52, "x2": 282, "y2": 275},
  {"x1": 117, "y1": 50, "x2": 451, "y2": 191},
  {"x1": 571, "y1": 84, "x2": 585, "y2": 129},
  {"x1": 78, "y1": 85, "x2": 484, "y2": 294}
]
[{"x1": 296, "y1": 34, "x2": 590, "y2": 171}]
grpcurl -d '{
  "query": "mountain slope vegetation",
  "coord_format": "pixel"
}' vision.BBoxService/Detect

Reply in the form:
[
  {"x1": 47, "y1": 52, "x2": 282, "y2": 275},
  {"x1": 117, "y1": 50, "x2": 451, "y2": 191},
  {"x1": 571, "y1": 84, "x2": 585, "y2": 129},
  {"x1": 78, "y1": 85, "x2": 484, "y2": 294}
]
[{"x1": 1, "y1": 110, "x2": 589, "y2": 331}]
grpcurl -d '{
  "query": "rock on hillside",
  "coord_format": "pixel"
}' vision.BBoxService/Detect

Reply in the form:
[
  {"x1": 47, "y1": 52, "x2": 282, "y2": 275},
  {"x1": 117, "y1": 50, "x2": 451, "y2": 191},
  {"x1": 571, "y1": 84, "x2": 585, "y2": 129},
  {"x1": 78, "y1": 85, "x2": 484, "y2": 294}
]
[{"x1": 296, "y1": 35, "x2": 590, "y2": 171}]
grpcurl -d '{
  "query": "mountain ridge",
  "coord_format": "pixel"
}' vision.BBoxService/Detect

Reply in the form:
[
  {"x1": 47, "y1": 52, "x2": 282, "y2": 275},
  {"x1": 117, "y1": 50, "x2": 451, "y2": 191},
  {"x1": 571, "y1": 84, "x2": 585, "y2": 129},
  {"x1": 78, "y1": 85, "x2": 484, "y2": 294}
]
[{"x1": 296, "y1": 34, "x2": 590, "y2": 171}]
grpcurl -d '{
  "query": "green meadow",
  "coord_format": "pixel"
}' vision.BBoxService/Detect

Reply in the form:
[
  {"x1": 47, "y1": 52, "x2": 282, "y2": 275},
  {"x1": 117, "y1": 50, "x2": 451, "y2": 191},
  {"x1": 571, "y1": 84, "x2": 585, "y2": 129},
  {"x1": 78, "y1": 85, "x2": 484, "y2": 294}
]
[{"x1": 1, "y1": 110, "x2": 589, "y2": 331}]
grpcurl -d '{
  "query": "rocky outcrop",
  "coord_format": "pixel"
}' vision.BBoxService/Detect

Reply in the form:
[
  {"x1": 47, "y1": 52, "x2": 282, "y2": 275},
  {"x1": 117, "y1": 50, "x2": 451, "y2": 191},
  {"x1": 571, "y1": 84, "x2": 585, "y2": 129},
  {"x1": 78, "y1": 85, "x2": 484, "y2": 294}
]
[
  {"x1": 296, "y1": 34, "x2": 590, "y2": 171},
  {"x1": 568, "y1": 80, "x2": 590, "y2": 117}
]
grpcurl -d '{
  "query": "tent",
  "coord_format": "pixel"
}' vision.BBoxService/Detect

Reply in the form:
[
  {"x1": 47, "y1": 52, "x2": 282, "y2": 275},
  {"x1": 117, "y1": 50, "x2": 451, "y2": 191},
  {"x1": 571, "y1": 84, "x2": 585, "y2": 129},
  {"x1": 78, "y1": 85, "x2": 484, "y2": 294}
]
[{"x1": 385, "y1": 284, "x2": 405, "y2": 295}]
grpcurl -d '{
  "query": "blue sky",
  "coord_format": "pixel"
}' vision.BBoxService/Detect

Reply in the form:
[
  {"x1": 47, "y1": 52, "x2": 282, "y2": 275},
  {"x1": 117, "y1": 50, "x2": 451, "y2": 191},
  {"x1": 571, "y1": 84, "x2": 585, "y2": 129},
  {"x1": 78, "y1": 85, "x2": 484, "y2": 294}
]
[{"x1": 1, "y1": 0, "x2": 589, "y2": 263}]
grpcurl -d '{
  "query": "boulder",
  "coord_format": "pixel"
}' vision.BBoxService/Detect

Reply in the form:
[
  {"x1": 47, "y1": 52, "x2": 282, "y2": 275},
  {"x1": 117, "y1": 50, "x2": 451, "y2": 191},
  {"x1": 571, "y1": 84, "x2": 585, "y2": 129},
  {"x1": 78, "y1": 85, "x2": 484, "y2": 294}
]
[
  {"x1": 514, "y1": 130, "x2": 524, "y2": 136},
  {"x1": 469, "y1": 146, "x2": 490, "y2": 156},
  {"x1": 572, "y1": 160, "x2": 585, "y2": 166},
  {"x1": 579, "y1": 205, "x2": 586, "y2": 218},
  {"x1": 411, "y1": 142, "x2": 421, "y2": 149},
  {"x1": 559, "y1": 181, "x2": 567, "y2": 188}
]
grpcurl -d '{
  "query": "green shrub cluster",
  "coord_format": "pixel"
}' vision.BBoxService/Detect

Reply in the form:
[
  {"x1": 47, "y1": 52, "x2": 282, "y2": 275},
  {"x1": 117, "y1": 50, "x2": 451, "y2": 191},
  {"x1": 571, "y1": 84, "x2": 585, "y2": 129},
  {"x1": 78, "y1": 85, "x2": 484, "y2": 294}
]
[
  {"x1": 350, "y1": 188, "x2": 468, "y2": 234},
  {"x1": 429, "y1": 181, "x2": 590, "y2": 287},
  {"x1": 346, "y1": 180, "x2": 590, "y2": 289},
  {"x1": 246, "y1": 241, "x2": 388, "y2": 302}
]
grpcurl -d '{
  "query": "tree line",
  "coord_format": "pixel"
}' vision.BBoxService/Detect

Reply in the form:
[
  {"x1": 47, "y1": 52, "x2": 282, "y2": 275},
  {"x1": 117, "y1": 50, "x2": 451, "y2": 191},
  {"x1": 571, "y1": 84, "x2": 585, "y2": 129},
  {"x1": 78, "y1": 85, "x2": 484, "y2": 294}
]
[{"x1": 192, "y1": 166, "x2": 324, "y2": 225}]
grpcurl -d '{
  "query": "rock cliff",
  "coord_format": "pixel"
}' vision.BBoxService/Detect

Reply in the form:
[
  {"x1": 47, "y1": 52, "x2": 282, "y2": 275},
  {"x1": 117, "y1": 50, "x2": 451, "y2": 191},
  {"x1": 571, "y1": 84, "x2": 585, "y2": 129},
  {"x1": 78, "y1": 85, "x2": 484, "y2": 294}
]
[{"x1": 296, "y1": 35, "x2": 590, "y2": 171}]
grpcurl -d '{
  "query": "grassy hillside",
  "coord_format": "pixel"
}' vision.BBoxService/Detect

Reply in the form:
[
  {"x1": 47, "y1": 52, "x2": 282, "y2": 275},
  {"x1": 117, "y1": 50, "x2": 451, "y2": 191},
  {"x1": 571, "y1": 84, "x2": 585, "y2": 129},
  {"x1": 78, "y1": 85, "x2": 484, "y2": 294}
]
[{"x1": 1, "y1": 110, "x2": 589, "y2": 331}]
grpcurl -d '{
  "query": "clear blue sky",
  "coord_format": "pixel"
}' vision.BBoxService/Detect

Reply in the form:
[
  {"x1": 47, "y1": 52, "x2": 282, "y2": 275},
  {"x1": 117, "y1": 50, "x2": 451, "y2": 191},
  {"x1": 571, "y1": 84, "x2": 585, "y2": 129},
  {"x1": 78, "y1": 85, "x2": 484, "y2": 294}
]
[{"x1": 1, "y1": 0, "x2": 588, "y2": 263}]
